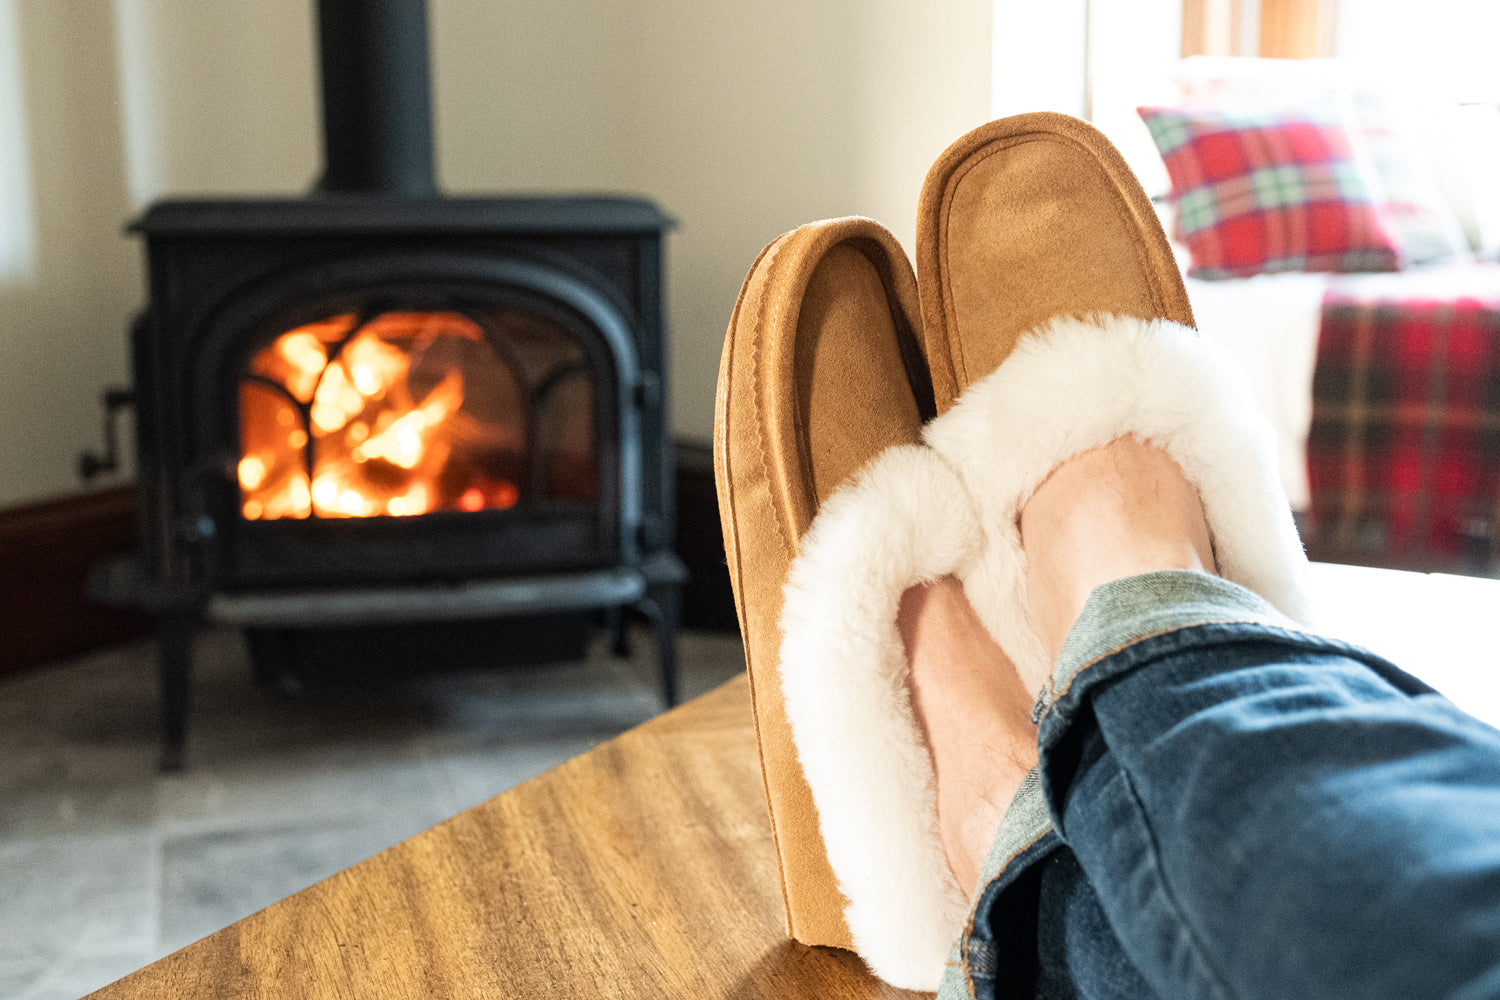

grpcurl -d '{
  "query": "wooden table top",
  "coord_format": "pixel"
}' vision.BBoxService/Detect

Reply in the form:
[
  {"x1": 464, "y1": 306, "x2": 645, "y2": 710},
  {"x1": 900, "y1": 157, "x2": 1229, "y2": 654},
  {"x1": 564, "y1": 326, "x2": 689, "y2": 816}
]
[
  {"x1": 88, "y1": 674, "x2": 922, "y2": 999},
  {"x1": 88, "y1": 563, "x2": 1500, "y2": 999}
]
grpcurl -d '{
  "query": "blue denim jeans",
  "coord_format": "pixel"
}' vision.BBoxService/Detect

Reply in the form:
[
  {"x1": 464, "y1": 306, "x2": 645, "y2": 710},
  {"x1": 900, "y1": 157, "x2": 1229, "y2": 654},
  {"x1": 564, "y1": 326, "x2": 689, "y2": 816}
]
[{"x1": 943, "y1": 570, "x2": 1500, "y2": 1000}]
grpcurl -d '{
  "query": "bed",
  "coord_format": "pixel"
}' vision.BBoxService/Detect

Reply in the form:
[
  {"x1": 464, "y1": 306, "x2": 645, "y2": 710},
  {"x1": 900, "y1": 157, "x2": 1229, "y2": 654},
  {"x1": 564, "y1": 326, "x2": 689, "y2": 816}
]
[{"x1": 1117, "y1": 57, "x2": 1500, "y2": 572}]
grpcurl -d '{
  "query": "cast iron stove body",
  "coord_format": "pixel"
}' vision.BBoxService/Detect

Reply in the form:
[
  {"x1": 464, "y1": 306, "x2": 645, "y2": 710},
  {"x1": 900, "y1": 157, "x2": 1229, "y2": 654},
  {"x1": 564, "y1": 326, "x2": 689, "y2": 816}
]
[{"x1": 109, "y1": 0, "x2": 683, "y2": 767}]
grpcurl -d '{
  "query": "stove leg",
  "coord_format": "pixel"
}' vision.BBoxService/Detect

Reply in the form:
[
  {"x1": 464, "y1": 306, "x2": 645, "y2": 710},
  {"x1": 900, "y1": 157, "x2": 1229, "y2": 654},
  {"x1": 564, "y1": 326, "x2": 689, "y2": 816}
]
[
  {"x1": 605, "y1": 606, "x2": 632, "y2": 658},
  {"x1": 642, "y1": 582, "x2": 681, "y2": 708},
  {"x1": 157, "y1": 614, "x2": 195, "y2": 771}
]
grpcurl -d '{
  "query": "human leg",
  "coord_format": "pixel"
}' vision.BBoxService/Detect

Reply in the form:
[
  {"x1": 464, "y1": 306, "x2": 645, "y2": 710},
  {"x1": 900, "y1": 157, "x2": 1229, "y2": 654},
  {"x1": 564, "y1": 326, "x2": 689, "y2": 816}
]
[
  {"x1": 900, "y1": 575, "x2": 1038, "y2": 896},
  {"x1": 1034, "y1": 577, "x2": 1500, "y2": 1000},
  {"x1": 932, "y1": 435, "x2": 1226, "y2": 1000},
  {"x1": 1013, "y1": 439, "x2": 1500, "y2": 1000}
]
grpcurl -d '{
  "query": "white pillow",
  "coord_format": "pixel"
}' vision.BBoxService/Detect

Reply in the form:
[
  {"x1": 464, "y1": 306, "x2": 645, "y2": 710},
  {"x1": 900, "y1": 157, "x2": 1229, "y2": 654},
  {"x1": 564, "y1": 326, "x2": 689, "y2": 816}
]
[{"x1": 1434, "y1": 103, "x2": 1500, "y2": 261}]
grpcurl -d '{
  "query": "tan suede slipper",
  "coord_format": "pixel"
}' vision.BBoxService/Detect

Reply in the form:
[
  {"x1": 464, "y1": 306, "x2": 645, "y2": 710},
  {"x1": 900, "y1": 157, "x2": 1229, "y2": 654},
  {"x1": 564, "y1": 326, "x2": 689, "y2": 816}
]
[
  {"x1": 915, "y1": 112, "x2": 1195, "y2": 411},
  {"x1": 713, "y1": 217, "x2": 933, "y2": 954}
]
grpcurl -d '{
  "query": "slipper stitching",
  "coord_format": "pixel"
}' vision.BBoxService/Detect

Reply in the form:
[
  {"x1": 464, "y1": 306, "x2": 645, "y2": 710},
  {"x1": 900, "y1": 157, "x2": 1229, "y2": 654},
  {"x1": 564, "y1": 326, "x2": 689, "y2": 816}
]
[
  {"x1": 748, "y1": 234, "x2": 797, "y2": 559},
  {"x1": 936, "y1": 132, "x2": 1175, "y2": 390}
]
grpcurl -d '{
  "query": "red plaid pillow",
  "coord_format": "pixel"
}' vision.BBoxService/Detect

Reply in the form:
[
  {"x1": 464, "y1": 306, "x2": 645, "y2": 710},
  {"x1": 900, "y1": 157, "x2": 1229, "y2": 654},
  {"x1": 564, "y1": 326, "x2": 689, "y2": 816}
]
[{"x1": 1138, "y1": 106, "x2": 1402, "y2": 279}]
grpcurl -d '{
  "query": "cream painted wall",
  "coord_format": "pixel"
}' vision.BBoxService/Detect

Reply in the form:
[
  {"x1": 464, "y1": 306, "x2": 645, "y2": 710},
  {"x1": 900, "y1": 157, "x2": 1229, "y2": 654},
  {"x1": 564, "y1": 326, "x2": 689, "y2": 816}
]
[
  {"x1": 0, "y1": 1, "x2": 142, "y2": 510},
  {"x1": 0, "y1": 0, "x2": 990, "y2": 509},
  {"x1": 630, "y1": 0, "x2": 992, "y2": 449}
]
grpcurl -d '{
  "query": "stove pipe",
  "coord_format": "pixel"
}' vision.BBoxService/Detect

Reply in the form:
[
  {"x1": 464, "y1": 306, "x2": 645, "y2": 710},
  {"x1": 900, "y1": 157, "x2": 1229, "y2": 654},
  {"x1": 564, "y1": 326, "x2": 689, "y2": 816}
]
[{"x1": 314, "y1": 0, "x2": 436, "y2": 197}]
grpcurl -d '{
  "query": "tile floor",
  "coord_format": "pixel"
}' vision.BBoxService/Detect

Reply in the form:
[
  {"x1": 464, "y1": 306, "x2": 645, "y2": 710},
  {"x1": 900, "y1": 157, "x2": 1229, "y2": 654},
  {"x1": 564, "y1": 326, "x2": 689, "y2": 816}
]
[{"x1": 0, "y1": 625, "x2": 746, "y2": 1000}]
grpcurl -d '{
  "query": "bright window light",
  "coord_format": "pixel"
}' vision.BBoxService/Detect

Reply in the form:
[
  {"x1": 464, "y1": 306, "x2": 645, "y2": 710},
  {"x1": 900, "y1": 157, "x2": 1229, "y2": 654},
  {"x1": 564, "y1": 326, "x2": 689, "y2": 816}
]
[
  {"x1": 1338, "y1": 0, "x2": 1500, "y2": 103},
  {"x1": 0, "y1": 0, "x2": 36, "y2": 281}
]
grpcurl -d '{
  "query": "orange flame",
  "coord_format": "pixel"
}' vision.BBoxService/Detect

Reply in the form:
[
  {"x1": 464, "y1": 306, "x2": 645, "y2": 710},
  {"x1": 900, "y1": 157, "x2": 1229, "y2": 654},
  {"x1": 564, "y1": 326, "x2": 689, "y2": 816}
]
[{"x1": 238, "y1": 312, "x2": 523, "y2": 520}]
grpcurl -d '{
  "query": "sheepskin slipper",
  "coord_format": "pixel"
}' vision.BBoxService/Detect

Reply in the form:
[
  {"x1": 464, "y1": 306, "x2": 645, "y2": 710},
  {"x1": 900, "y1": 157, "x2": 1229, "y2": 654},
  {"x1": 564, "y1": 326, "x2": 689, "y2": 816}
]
[
  {"x1": 714, "y1": 217, "x2": 936, "y2": 952},
  {"x1": 924, "y1": 313, "x2": 1315, "y2": 691},
  {"x1": 916, "y1": 112, "x2": 1194, "y2": 413},
  {"x1": 778, "y1": 443, "x2": 982, "y2": 991}
]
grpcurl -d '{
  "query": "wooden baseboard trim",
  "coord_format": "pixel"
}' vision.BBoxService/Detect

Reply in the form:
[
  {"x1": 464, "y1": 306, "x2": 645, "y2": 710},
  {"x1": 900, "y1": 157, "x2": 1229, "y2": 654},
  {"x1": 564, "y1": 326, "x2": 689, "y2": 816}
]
[{"x1": 0, "y1": 485, "x2": 151, "y2": 680}]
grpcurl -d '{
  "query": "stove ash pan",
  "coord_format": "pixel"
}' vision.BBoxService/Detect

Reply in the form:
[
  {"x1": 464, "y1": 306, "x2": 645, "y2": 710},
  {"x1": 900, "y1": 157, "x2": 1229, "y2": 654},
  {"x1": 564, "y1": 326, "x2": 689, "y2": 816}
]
[{"x1": 130, "y1": 198, "x2": 673, "y2": 596}]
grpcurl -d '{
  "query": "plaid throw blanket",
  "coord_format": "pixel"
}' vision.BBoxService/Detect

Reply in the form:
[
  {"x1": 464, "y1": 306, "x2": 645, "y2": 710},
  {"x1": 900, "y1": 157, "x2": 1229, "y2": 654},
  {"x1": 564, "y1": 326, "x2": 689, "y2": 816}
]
[{"x1": 1306, "y1": 267, "x2": 1500, "y2": 563}]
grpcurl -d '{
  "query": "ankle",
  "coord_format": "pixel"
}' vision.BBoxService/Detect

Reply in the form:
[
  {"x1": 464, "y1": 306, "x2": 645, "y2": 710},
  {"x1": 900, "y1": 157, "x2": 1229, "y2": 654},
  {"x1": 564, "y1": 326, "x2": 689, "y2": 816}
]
[
  {"x1": 900, "y1": 577, "x2": 1038, "y2": 891},
  {"x1": 1020, "y1": 437, "x2": 1214, "y2": 680}
]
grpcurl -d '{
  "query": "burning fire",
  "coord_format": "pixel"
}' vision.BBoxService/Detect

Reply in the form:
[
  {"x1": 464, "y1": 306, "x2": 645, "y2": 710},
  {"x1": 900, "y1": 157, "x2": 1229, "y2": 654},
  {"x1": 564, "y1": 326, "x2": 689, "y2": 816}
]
[{"x1": 239, "y1": 311, "x2": 525, "y2": 520}]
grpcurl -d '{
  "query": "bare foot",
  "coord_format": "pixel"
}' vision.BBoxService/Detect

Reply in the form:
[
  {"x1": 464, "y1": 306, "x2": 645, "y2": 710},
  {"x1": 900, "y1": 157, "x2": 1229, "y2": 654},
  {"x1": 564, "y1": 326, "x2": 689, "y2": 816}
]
[
  {"x1": 1019, "y1": 435, "x2": 1216, "y2": 695},
  {"x1": 899, "y1": 576, "x2": 1038, "y2": 894}
]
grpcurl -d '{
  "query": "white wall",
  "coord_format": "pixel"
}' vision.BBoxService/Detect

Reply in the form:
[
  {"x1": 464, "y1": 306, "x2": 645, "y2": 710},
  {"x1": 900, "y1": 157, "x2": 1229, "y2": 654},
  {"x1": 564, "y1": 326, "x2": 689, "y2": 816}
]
[
  {"x1": 0, "y1": 1, "x2": 142, "y2": 510},
  {"x1": 990, "y1": 0, "x2": 1088, "y2": 120},
  {"x1": 0, "y1": 0, "x2": 991, "y2": 509},
  {"x1": 1084, "y1": 0, "x2": 1182, "y2": 198},
  {"x1": 1337, "y1": 0, "x2": 1500, "y2": 102}
]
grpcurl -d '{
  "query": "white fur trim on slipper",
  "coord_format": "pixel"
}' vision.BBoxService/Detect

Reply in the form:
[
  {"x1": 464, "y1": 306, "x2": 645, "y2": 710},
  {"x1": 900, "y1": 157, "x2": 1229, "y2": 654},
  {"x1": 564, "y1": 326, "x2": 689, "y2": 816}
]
[
  {"x1": 923, "y1": 314, "x2": 1315, "y2": 690},
  {"x1": 778, "y1": 443, "x2": 981, "y2": 991}
]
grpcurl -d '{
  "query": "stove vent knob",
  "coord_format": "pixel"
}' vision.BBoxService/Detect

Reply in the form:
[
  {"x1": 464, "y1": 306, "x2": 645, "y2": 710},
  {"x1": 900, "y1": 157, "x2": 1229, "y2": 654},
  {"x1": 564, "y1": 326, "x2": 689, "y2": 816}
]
[{"x1": 177, "y1": 515, "x2": 217, "y2": 542}]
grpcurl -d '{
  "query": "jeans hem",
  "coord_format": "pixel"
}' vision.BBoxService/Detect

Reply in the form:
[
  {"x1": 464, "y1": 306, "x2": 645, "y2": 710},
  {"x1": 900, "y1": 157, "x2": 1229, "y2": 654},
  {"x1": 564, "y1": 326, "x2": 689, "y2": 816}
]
[{"x1": 951, "y1": 572, "x2": 1437, "y2": 999}]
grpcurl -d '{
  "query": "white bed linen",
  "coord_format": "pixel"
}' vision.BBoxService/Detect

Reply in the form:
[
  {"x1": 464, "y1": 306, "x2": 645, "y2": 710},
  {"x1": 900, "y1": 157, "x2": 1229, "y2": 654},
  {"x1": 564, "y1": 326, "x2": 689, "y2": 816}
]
[
  {"x1": 1184, "y1": 264, "x2": 1500, "y2": 513},
  {"x1": 1185, "y1": 272, "x2": 1330, "y2": 510}
]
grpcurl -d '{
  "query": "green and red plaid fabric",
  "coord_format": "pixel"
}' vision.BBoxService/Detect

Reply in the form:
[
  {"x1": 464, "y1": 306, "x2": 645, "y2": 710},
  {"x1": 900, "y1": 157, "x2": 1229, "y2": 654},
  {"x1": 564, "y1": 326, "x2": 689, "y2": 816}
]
[
  {"x1": 1306, "y1": 268, "x2": 1500, "y2": 562},
  {"x1": 1139, "y1": 105, "x2": 1402, "y2": 279}
]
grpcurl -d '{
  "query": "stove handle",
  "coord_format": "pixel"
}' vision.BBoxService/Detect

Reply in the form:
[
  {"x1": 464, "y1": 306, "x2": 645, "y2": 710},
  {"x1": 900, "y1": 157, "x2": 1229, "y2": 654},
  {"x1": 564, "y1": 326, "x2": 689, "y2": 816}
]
[{"x1": 77, "y1": 387, "x2": 136, "y2": 481}]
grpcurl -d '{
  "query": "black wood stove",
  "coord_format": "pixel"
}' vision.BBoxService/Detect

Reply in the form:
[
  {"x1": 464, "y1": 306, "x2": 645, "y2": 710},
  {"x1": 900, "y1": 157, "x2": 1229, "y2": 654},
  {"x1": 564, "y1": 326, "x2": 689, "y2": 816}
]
[{"x1": 96, "y1": 0, "x2": 683, "y2": 768}]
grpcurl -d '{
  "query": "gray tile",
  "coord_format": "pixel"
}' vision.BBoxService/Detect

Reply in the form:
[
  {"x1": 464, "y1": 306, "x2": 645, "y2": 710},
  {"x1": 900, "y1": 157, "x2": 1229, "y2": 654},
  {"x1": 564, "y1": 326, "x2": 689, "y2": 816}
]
[
  {"x1": 157, "y1": 816, "x2": 434, "y2": 955},
  {"x1": 1, "y1": 620, "x2": 746, "y2": 990},
  {"x1": 48, "y1": 684, "x2": 159, "y2": 750},
  {"x1": 1, "y1": 647, "x2": 160, "y2": 805},
  {"x1": 155, "y1": 743, "x2": 451, "y2": 837},
  {"x1": 59, "y1": 742, "x2": 161, "y2": 786},
  {"x1": 607, "y1": 628, "x2": 746, "y2": 702},
  {"x1": 0, "y1": 645, "x2": 158, "y2": 738},
  {"x1": 15, "y1": 948, "x2": 155, "y2": 1000},
  {"x1": 676, "y1": 631, "x2": 746, "y2": 700},
  {"x1": 0, "y1": 781, "x2": 154, "y2": 839},
  {"x1": 0, "y1": 744, "x2": 64, "y2": 793},
  {"x1": 0, "y1": 950, "x2": 52, "y2": 1000},
  {"x1": 0, "y1": 833, "x2": 156, "y2": 998},
  {"x1": 0, "y1": 834, "x2": 156, "y2": 949},
  {"x1": 413, "y1": 656, "x2": 660, "y2": 741},
  {"x1": 437, "y1": 733, "x2": 612, "y2": 813},
  {"x1": 0, "y1": 713, "x2": 159, "y2": 839},
  {"x1": 181, "y1": 692, "x2": 452, "y2": 770}
]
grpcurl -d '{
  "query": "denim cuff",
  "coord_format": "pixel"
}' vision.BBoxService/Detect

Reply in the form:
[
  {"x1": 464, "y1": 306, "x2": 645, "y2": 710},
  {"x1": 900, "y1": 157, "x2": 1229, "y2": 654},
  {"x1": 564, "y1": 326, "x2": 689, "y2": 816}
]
[
  {"x1": 1034, "y1": 570, "x2": 1434, "y2": 827},
  {"x1": 941, "y1": 571, "x2": 1320, "y2": 1000},
  {"x1": 946, "y1": 570, "x2": 1434, "y2": 1000},
  {"x1": 1034, "y1": 569, "x2": 1301, "y2": 723},
  {"x1": 939, "y1": 787, "x2": 1060, "y2": 1000}
]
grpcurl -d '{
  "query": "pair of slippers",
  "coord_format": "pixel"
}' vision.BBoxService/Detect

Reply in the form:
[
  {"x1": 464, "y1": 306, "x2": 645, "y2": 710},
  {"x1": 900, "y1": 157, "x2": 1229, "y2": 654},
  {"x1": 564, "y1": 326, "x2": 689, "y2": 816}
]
[{"x1": 713, "y1": 113, "x2": 1312, "y2": 990}]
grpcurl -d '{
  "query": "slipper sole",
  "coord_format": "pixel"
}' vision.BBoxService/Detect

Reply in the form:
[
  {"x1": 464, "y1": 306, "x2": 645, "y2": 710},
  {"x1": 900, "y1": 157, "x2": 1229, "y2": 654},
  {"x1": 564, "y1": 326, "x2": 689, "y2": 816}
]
[
  {"x1": 779, "y1": 444, "x2": 981, "y2": 990},
  {"x1": 714, "y1": 217, "x2": 932, "y2": 952}
]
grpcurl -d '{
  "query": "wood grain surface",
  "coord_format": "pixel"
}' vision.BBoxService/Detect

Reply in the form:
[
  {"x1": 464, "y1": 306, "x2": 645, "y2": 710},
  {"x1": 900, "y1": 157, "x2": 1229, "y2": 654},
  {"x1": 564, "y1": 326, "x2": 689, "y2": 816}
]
[{"x1": 87, "y1": 675, "x2": 929, "y2": 999}]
